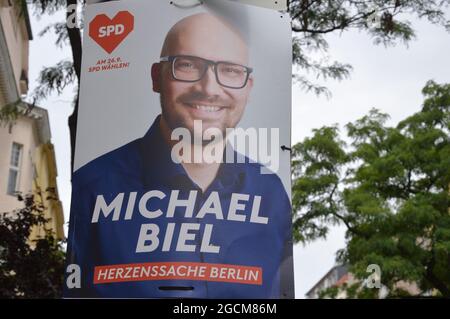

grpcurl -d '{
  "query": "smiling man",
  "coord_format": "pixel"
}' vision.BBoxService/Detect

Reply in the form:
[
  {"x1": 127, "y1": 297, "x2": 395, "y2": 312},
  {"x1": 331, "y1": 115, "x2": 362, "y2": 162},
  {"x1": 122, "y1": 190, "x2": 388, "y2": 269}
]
[
  {"x1": 154, "y1": 13, "x2": 254, "y2": 191},
  {"x1": 65, "y1": 12, "x2": 294, "y2": 299}
]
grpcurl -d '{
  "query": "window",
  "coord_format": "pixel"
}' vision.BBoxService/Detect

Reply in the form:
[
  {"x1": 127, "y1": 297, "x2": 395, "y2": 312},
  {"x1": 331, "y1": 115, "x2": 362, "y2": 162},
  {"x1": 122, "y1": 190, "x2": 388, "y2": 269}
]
[{"x1": 7, "y1": 143, "x2": 22, "y2": 195}]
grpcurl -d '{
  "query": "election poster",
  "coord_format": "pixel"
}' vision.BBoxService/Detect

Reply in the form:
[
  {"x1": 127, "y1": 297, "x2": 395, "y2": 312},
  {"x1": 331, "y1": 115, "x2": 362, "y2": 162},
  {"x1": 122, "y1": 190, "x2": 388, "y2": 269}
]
[{"x1": 65, "y1": 0, "x2": 294, "y2": 298}]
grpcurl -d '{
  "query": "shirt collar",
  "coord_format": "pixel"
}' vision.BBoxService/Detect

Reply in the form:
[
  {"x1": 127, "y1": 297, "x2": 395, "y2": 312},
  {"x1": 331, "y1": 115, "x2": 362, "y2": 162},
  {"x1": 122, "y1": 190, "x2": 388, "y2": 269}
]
[{"x1": 139, "y1": 115, "x2": 245, "y2": 192}]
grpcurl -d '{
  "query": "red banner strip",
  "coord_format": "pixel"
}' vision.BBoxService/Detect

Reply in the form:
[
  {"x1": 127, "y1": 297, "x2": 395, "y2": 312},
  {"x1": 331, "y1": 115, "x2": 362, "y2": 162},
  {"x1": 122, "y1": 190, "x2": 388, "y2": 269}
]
[{"x1": 93, "y1": 262, "x2": 262, "y2": 285}]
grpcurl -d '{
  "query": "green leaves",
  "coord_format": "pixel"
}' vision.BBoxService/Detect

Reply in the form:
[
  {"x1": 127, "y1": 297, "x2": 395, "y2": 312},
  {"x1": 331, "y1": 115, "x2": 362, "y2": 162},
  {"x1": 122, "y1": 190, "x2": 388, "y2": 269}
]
[
  {"x1": 26, "y1": 0, "x2": 69, "y2": 15},
  {"x1": 31, "y1": 60, "x2": 76, "y2": 105},
  {"x1": 290, "y1": 1, "x2": 450, "y2": 96},
  {"x1": 0, "y1": 100, "x2": 23, "y2": 126},
  {"x1": 38, "y1": 22, "x2": 69, "y2": 48},
  {"x1": 292, "y1": 125, "x2": 350, "y2": 242},
  {"x1": 0, "y1": 191, "x2": 66, "y2": 298},
  {"x1": 292, "y1": 81, "x2": 450, "y2": 297}
]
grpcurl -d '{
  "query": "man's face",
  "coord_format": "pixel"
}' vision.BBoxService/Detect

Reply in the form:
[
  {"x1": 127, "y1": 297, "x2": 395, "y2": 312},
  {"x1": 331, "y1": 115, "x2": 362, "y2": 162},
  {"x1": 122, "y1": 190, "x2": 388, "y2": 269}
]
[{"x1": 153, "y1": 14, "x2": 253, "y2": 137}]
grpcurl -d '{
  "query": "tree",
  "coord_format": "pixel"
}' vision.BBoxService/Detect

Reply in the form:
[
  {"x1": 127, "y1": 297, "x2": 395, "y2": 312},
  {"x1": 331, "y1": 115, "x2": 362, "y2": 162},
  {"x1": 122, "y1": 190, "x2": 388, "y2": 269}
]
[
  {"x1": 2, "y1": 0, "x2": 447, "y2": 171},
  {"x1": 0, "y1": 191, "x2": 66, "y2": 298},
  {"x1": 292, "y1": 80, "x2": 450, "y2": 297},
  {"x1": 290, "y1": 0, "x2": 450, "y2": 96}
]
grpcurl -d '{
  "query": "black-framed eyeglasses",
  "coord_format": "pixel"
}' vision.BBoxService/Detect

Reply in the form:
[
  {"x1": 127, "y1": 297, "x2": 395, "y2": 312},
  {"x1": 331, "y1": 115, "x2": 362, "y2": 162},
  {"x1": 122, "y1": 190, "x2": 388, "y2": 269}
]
[{"x1": 160, "y1": 55, "x2": 253, "y2": 89}]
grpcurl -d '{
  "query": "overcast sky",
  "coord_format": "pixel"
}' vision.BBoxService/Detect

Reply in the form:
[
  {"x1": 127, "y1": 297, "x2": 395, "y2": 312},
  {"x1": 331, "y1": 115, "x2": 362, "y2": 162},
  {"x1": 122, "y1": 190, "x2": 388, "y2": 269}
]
[{"x1": 27, "y1": 3, "x2": 450, "y2": 299}]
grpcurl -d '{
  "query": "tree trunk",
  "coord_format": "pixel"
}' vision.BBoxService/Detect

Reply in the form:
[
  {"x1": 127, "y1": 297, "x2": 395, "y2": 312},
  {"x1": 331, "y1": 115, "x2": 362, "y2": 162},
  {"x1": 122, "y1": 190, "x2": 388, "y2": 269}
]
[{"x1": 66, "y1": 0, "x2": 83, "y2": 176}]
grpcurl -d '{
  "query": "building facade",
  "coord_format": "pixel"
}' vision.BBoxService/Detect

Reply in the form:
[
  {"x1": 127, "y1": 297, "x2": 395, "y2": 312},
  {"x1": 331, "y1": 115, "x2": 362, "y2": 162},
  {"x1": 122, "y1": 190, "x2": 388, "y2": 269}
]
[
  {"x1": 0, "y1": 0, "x2": 64, "y2": 240},
  {"x1": 305, "y1": 264, "x2": 427, "y2": 298},
  {"x1": 0, "y1": 0, "x2": 31, "y2": 105},
  {"x1": 305, "y1": 264, "x2": 353, "y2": 299}
]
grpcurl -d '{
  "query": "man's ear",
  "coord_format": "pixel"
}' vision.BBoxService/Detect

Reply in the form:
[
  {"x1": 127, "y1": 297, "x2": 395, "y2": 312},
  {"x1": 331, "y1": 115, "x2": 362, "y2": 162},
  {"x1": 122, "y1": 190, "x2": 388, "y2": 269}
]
[
  {"x1": 151, "y1": 63, "x2": 161, "y2": 93},
  {"x1": 247, "y1": 75, "x2": 254, "y2": 91}
]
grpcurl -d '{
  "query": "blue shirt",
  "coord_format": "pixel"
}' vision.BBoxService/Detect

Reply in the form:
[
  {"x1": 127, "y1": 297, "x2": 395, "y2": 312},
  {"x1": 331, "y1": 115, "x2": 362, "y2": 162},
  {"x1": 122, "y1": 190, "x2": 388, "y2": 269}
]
[{"x1": 64, "y1": 116, "x2": 293, "y2": 298}]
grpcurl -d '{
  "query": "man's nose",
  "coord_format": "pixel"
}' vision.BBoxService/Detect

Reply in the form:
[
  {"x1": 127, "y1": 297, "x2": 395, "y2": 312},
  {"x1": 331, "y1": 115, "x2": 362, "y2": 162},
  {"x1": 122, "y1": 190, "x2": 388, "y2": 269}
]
[{"x1": 196, "y1": 65, "x2": 223, "y2": 96}]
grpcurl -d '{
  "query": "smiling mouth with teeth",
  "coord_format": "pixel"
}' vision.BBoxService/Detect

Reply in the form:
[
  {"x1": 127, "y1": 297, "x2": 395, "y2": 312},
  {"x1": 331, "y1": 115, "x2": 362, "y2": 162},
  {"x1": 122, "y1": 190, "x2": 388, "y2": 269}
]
[{"x1": 187, "y1": 104, "x2": 225, "y2": 112}]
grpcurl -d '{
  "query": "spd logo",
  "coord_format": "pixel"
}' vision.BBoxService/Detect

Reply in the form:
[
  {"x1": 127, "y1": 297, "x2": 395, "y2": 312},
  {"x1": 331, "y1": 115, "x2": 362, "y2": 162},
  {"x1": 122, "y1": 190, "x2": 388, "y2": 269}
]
[{"x1": 89, "y1": 11, "x2": 134, "y2": 54}]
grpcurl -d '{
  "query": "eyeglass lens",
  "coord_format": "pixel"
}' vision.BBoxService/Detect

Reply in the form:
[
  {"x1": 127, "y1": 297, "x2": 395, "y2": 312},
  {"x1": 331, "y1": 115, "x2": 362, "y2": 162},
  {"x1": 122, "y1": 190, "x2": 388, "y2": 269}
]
[{"x1": 173, "y1": 56, "x2": 249, "y2": 88}]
